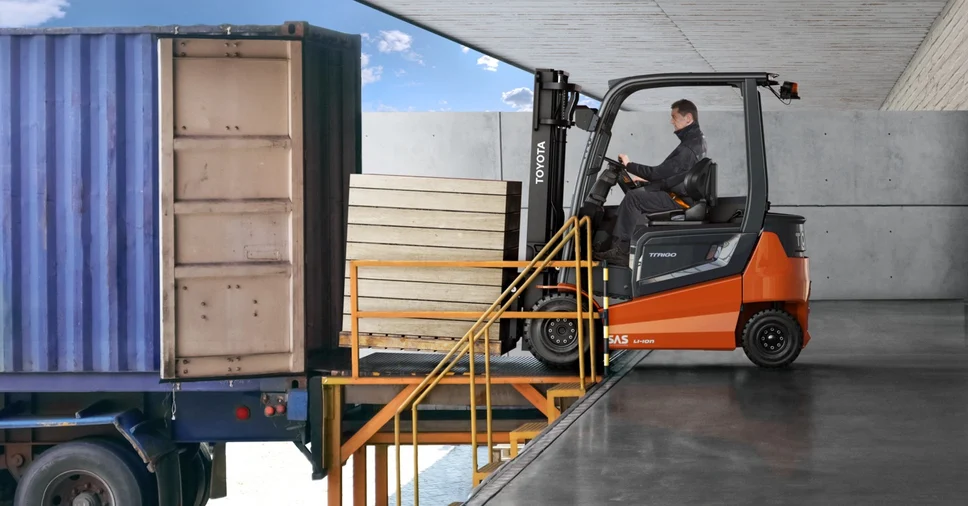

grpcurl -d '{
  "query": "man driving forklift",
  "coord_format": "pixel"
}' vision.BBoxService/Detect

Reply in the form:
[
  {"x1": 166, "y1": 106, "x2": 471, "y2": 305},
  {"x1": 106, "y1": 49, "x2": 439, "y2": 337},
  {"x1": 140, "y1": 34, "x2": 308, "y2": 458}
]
[{"x1": 594, "y1": 98, "x2": 707, "y2": 264}]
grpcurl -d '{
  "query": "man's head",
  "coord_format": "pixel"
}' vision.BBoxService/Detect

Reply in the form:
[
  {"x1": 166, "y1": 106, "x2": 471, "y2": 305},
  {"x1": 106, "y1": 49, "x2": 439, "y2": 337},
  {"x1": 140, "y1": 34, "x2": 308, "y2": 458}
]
[{"x1": 670, "y1": 99, "x2": 698, "y2": 131}]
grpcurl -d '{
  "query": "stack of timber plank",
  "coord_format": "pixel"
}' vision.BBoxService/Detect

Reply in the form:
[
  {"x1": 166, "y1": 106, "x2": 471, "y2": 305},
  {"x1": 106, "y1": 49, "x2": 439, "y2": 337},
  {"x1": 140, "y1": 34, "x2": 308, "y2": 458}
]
[{"x1": 340, "y1": 174, "x2": 521, "y2": 355}]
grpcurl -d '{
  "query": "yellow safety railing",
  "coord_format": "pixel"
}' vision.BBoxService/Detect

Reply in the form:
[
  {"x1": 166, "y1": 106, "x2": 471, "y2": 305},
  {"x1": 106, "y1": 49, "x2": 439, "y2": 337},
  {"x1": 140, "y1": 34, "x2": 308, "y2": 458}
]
[{"x1": 348, "y1": 216, "x2": 597, "y2": 506}]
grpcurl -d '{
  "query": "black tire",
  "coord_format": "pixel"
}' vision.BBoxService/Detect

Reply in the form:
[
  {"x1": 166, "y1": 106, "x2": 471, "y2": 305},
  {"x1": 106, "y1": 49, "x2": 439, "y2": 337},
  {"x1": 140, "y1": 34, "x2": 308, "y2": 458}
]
[
  {"x1": 15, "y1": 439, "x2": 153, "y2": 506},
  {"x1": 524, "y1": 293, "x2": 593, "y2": 369},
  {"x1": 741, "y1": 308, "x2": 804, "y2": 368},
  {"x1": 180, "y1": 445, "x2": 213, "y2": 506}
]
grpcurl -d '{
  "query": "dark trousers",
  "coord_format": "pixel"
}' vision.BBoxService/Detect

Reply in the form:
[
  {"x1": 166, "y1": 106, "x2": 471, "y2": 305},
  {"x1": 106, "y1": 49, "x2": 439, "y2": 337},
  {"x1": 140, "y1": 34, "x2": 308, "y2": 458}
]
[{"x1": 612, "y1": 187, "x2": 681, "y2": 247}]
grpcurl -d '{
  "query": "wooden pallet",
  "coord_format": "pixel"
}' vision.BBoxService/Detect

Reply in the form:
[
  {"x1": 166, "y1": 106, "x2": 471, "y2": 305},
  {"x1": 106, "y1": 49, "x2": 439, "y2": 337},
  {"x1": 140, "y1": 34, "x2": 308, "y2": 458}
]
[{"x1": 342, "y1": 174, "x2": 522, "y2": 352}]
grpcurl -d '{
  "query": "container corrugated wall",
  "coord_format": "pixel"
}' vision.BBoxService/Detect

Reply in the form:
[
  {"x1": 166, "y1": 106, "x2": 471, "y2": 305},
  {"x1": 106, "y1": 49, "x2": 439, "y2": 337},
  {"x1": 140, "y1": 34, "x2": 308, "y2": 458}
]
[{"x1": 0, "y1": 32, "x2": 160, "y2": 373}]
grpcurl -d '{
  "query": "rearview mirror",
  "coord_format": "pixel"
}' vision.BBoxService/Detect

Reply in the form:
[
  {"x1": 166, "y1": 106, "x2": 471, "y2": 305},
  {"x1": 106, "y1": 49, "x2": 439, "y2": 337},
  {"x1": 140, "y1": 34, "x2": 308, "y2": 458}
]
[{"x1": 573, "y1": 106, "x2": 599, "y2": 132}]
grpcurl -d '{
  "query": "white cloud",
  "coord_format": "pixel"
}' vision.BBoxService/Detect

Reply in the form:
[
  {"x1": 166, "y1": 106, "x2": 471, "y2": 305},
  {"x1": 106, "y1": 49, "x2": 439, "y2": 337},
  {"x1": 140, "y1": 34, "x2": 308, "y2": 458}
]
[
  {"x1": 502, "y1": 87, "x2": 534, "y2": 111},
  {"x1": 477, "y1": 55, "x2": 499, "y2": 72},
  {"x1": 394, "y1": 69, "x2": 407, "y2": 77},
  {"x1": 374, "y1": 29, "x2": 424, "y2": 65},
  {"x1": 461, "y1": 45, "x2": 470, "y2": 54},
  {"x1": 360, "y1": 53, "x2": 383, "y2": 86},
  {"x1": 361, "y1": 32, "x2": 372, "y2": 42},
  {"x1": 377, "y1": 30, "x2": 412, "y2": 53},
  {"x1": 0, "y1": 0, "x2": 69, "y2": 27}
]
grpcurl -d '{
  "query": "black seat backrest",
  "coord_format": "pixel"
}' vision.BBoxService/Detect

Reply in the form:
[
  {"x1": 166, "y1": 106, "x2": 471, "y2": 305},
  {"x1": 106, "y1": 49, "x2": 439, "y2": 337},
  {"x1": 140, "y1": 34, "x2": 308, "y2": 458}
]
[
  {"x1": 681, "y1": 158, "x2": 717, "y2": 220},
  {"x1": 682, "y1": 157, "x2": 717, "y2": 205}
]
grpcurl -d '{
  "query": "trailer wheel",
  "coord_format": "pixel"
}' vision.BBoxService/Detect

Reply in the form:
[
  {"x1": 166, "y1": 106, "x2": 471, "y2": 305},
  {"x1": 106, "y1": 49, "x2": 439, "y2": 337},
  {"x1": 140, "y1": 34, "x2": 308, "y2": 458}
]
[
  {"x1": 14, "y1": 439, "x2": 153, "y2": 506},
  {"x1": 524, "y1": 293, "x2": 592, "y2": 369},
  {"x1": 741, "y1": 309, "x2": 803, "y2": 368},
  {"x1": 180, "y1": 445, "x2": 212, "y2": 506}
]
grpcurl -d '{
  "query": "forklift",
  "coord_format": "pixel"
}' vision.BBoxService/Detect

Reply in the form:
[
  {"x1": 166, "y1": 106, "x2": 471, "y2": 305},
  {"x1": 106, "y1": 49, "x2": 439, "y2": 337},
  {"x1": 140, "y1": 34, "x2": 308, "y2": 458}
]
[{"x1": 518, "y1": 70, "x2": 811, "y2": 369}]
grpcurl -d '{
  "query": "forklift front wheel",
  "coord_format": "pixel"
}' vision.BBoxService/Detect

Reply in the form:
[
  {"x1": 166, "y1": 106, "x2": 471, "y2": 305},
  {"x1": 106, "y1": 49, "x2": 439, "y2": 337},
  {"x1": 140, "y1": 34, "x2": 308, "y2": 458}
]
[
  {"x1": 741, "y1": 308, "x2": 804, "y2": 368},
  {"x1": 524, "y1": 293, "x2": 592, "y2": 370}
]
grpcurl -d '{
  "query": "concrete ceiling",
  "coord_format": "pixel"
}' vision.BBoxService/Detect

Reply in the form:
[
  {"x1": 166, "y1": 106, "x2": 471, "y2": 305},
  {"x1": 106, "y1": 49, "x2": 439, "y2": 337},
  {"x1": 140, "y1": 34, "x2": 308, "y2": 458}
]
[{"x1": 356, "y1": 0, "x2": 948, "y2": 111}]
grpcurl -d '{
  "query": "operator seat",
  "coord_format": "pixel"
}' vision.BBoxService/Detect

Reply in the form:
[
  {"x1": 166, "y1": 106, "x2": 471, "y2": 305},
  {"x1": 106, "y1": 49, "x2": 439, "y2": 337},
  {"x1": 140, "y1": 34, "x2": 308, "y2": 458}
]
[{"x1": 644, "y1": 157, "x2": 717, "y2": 224}]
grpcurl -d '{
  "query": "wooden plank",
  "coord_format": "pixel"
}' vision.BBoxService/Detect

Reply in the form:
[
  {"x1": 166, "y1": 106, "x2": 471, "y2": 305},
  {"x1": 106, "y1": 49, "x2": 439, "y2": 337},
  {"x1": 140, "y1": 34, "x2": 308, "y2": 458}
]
[
  {"x1": 339, "y1": 333, "x2": 501, "y2": 354},
  {"x1": 348, "y1": 206, "x2": 519, "y2": 233},
  {"x1": 346, "y1": 242, "x2": 511, "y2": 262},
  {"x1": 342, "y1": 316, "x2": 498, "y2": 338},
  {"x1": 342, "y1": 297, "x2": 495, "y2": 313},
  {"x1": 350, "y1": 173, "x2": 521, "y2": 196},
  {"x1": 348, "y1": 187, "x2": 518, "y2": 214},
  {"x1": 343, "y1": 278, "x2": 501, "y2": 304},
  {"x1": 346, "y1": 264, "x2": 505, "y2": 286},
  {"x1": 347, "y1": 224, "x2": 510, "y2": 250}
]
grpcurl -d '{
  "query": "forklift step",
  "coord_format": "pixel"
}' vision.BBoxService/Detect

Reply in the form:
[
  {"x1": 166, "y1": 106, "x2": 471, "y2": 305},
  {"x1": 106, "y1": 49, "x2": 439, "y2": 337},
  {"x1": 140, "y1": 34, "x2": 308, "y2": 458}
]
[
  {"x1": 509, "y1": 422, "x2": 547, "y2": 457},
  {"x1": 472, "y1": 460, "x2": 503, "y2": 486}
]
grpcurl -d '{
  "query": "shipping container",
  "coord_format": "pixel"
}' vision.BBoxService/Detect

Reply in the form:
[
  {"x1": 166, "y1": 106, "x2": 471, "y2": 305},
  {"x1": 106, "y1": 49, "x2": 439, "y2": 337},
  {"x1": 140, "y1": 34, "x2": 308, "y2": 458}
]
[{"x1": 0, "y1": 22, "x2": 361, "y2": 383}]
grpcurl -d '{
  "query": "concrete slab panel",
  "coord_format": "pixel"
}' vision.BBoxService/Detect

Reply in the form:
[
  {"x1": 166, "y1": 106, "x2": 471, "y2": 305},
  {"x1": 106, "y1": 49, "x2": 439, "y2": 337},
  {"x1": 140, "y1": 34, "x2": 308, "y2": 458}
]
[
  {"x1": 775, "y1": 205, "x2": 968, "y2": 300},
  {"x1": 361, "y1": 112, "x2": 502, "y2": 180},
  {"x1": 764, "y1": 111, "x2": 968, "y2": 206}
]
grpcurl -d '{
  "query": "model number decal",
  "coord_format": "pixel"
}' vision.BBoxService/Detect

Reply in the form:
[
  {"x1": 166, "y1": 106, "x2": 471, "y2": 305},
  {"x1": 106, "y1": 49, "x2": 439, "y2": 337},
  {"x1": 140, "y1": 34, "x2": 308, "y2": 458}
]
[
  {"x1": 634, "y1": 339, "x2": 656, "y2": 344},
  {"x1": 649, "y1": 252, "x2": 676, "y2": 258},
  {"x1": 608, "y1": 334, "x2": 628, "y2": 345}
]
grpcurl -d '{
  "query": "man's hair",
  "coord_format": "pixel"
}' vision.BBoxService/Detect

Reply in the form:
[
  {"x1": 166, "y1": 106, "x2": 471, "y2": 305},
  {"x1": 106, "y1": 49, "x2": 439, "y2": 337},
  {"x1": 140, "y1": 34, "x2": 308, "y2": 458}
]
[{"x1": 671, "y1": 99, "x2": 698, "y2": 123}]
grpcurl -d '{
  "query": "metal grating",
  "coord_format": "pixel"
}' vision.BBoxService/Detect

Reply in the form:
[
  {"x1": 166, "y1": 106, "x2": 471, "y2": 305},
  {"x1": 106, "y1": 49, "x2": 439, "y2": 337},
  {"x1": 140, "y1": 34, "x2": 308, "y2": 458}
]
[
  {"x1": 324, "y1": 350, "x2": 628, "y2": 377},
  {"x1": 356, "y1": 0, "x2": 948, "y2": 111}
]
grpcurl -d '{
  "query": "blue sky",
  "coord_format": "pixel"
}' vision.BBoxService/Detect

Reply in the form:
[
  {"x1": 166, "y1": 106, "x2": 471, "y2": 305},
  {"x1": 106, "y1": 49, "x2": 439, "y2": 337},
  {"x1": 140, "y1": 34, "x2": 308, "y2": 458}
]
[{"x1": 0, "y1": 0, "x2": 557, "y2": 112}]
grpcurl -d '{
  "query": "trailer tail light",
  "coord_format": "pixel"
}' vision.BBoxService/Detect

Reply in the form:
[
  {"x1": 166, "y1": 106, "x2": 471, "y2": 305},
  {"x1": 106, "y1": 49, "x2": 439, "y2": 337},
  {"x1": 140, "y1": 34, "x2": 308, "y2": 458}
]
[{"x1": 235, "y1": 406, "x2": 251, "y2": 420}]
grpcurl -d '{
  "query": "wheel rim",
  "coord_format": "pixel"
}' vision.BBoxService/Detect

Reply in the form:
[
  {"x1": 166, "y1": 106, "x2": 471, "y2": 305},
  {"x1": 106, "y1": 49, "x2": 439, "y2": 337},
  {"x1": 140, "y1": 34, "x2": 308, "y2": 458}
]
[
  {"x1": 755, "y1": 324, "x2": 789, "y2": 356},
  {"x1": 541, "y1": 317, "x2": 579, "y2": 352},
  {"x1": 42, "y1": 470, "x2": 117, "y2": 506}
]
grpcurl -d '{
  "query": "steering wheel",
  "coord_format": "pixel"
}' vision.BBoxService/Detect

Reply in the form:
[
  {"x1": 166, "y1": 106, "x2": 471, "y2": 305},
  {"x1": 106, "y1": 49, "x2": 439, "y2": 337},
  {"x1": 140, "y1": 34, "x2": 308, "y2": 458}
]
[{"x1": 602, "y1": 156, "x2": 642, "y2": 194}]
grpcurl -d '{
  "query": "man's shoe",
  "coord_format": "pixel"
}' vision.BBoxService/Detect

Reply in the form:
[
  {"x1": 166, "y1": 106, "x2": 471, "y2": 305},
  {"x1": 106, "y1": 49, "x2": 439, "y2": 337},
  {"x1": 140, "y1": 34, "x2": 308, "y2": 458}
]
[{"x1": 594, "y1": 247, "x2": 628, "y2": 266}]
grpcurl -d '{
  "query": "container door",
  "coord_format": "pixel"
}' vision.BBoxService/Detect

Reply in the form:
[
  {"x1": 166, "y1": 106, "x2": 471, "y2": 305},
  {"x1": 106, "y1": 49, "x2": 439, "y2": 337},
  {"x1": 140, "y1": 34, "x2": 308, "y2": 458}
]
[{"x1": 158, "y1": 37, "x2": 305, "y2": 380}]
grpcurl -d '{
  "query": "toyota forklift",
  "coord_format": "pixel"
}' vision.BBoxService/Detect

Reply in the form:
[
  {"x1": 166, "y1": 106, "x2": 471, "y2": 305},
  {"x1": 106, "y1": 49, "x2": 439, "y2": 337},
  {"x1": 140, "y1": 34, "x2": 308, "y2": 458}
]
[{"x1": 518, "y1": 70, "x2": 811, "y2": 369}]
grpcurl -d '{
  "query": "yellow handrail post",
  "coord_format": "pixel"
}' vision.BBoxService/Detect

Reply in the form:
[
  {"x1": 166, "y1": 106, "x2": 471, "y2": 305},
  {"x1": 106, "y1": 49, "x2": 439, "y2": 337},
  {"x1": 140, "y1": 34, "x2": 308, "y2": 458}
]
[
  {"x1": 485, "y1": 327, "x2": 493, "y2": 465},
  {"x1": 583, "y1": 217, "x2": 597, "y2": 382},
  {"x1": 468, "y1": 328, "x2": 478, "y2": 475},
  {"x1": 351, "y1": 262, "x2": 359, "y2": 378},
  {"x1": 573, "y1": 219, "x2": 586, "y2": 392}
]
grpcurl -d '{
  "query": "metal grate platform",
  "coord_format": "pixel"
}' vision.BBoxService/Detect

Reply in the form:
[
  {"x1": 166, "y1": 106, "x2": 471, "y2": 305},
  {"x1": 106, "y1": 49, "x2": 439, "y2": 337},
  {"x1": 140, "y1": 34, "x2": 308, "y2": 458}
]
[{"x1": 316, "y1": 350, "x2": 627, "y2": 378}]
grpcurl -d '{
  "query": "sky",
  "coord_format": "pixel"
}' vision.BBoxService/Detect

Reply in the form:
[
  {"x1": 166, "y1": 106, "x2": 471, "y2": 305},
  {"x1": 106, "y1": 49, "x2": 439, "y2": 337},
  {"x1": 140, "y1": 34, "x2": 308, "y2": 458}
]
[{"x1": 0, "y1": 0, "x2": 583, "y2": 112}]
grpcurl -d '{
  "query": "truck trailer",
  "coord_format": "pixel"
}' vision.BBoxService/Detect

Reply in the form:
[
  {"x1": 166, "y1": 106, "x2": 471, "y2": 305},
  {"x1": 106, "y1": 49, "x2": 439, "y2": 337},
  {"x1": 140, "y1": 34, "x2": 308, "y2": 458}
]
[{"x1": 1, "y1": 21, "x2": 359, "y2": 506}]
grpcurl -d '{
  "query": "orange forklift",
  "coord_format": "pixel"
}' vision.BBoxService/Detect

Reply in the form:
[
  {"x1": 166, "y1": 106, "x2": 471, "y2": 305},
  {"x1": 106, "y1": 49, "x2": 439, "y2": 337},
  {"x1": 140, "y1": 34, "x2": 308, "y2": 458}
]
[{"x1": 518, "y1": 70, "x2": 811, "y2": 369}]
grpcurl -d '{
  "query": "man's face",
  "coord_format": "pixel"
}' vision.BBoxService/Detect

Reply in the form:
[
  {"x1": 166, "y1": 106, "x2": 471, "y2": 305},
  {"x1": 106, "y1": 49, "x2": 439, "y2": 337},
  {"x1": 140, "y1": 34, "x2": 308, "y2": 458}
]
[{"x1": 670, "y1": 108, "x2": 693, "y2": 131}]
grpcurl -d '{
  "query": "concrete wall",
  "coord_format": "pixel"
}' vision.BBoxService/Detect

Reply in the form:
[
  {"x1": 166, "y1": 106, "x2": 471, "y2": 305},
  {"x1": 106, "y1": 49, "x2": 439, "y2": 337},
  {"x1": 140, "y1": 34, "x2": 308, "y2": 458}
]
[
  {"x1": 882, "y1": 0, "x2": 968, "y2": 110},
  {"x1": 361, "y1": 111, "x2": 968, "y2": 300}
]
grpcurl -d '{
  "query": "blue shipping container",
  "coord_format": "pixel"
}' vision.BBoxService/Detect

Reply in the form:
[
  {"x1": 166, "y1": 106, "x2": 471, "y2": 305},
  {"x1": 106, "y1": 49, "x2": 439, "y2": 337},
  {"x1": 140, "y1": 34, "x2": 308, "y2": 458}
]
[
  {"x1": 0, "y1": 32, "x2": 160, "y2": 373},
  {"x1": 0, "y1": 24, "x2": 362, "y2": 379}
]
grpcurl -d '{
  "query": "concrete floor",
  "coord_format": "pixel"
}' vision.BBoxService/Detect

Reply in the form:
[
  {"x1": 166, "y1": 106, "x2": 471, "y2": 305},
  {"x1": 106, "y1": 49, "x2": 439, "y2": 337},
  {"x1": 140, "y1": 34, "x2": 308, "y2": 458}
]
[{"x1": 472, "y1": 300, "x2": 968, "y2": 506}]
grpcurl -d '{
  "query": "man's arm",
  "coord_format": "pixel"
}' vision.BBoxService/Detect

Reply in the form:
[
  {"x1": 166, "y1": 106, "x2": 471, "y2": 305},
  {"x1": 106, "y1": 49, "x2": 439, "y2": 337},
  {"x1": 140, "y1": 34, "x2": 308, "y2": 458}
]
[{"x1": 624, "y1": 146, "x2": 692, "y2": 182}]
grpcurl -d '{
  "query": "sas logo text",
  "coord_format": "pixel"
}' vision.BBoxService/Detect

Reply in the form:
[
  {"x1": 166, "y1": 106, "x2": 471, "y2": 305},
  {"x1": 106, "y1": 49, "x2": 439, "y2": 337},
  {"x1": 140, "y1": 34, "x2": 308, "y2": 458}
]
[{"x1": 608, "y1": 335, "x2": 628, "y2": 345}]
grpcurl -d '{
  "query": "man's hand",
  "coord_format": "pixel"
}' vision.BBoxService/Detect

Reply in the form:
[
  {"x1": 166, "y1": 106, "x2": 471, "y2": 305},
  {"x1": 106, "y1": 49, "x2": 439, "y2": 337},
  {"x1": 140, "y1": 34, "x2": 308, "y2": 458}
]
[{"x1": 617, "y1": 154, "x2": 630, "y2": 165}]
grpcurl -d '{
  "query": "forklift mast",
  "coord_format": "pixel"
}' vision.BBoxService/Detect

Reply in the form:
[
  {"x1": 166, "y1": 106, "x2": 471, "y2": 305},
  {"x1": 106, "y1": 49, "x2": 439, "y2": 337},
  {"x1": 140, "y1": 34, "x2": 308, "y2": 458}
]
[{"x1": 523, "y1": 69, "x2": 582, "y2": 308}]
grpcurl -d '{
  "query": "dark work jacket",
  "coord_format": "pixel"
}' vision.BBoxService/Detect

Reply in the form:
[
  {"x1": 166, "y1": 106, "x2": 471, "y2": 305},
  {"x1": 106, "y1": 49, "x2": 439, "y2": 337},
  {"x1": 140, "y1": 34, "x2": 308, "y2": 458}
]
[{"x1": 625, "y1": 122, "x2": 707, "y2": 197}]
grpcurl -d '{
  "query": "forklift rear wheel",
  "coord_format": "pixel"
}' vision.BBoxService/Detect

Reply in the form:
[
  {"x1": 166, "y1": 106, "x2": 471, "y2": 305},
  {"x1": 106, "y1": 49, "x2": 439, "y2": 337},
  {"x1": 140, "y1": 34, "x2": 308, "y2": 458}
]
[
  {"x1": 524, "y1": 293, "x2": 592, "y2": 369},
  {"x1": 741, "y1": 309, "x2": 803, "y2": 368}
]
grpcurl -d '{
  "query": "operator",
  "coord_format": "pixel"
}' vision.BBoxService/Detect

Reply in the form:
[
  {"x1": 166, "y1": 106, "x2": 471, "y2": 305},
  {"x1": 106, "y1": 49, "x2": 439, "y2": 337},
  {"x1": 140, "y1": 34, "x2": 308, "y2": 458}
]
[{"x1": 594, "y1": 99, "x2": 707, "y2": 264}]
